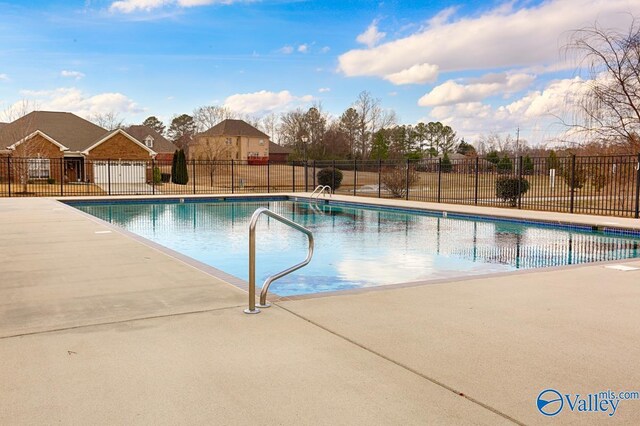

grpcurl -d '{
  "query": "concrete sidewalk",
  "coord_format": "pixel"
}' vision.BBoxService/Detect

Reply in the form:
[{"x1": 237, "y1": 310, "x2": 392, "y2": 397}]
[{"x1": 2, "y1": 196, "x2": 640, "y2": 425}]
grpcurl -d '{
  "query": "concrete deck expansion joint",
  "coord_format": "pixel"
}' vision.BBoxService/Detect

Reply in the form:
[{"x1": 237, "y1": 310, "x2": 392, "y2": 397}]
[{"x1": 1, "y1": 196, "x2": 640, "y2": 425}]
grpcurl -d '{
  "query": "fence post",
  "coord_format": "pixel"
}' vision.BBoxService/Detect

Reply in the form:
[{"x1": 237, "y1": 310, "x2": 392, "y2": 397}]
[
  {"x1": 569, "y1": 155, "x2": 576, "y2": 213},
  {"x1": 292, "y1": 161, "x2": 295, "y2": 192},
  {"x1": 151, "y1": 158, "x2": 156, "y2": 195},
  {"x1": 304, "y1": 160, "x2": 308, "y2": 192},
  {"x1": 474, "y1": 157, "x2": 479, "y2": 205},
  {"x1": 231, "y1": 160, "x2": 235, "y2": 194},
  {"x1": 59, "y1": 158, "x2": 64, "y2": 196},
  {"x1": 7, "y1": 156, "x2": 11, "y2": 197},
  {"x1": 312, "y1": 160, "x2": 316, "y2": 188},
  {"x1": 437, "y1": 157, "x2": 442, "y2": 203},
  {"x1": 635, "y1": 153, "x2": 640, "y2": 218},
  {"x1": 267, "y1": 161, "x2": 270, "y2": 193},
  {"x1": 332, "y1": 160, "x2": 336, "y2": 194},
  {"x1": 378, "y1": 159, "x2": 382, "y2": 198},
  {"x1": 518, "y1": 156, "x2": 523, "y2": 209},
  {"x1": 353, "y1": 159, "x2": 357, "y2": 196},
  {"x1": 192, "y1": 160, "x2": 196, "y2": 194},
  {"x1": 405, "y1": 159, "x2": 410, "y2": 200},
  {"x1": 107, "y1": 159, "x2": 111, "y2": 196}
]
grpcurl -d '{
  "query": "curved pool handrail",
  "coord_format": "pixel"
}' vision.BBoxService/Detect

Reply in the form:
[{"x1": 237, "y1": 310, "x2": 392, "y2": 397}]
[{"x1": 244, "y1": 207, "x2": 314, "y2": 314}]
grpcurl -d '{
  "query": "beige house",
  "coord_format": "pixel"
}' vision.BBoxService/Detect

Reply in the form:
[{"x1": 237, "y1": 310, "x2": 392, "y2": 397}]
[{"x1": 190, "y1": 119, "x2": 270, "y2": 164}]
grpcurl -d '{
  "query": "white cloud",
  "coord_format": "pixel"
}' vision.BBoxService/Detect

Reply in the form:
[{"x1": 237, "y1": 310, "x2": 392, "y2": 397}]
[
  {"x1": 279, "y1": 45, "x2": 294, "y2": 54},
  {"x1": 60, "y1": 70, "x2": 86, "y2": 80},
  {"x1": 418, "y1": 72, "x2": 535, "y2": 106},
  {"x1": 320, "y1": 46, "x2": 330, "y2": 53},
  {"x1": 297, "y1": 44, "x2": 308, "y2": 53},
  {"x1": 17, "y1": 87, "x2": 142, "y2": 118},
  {"x1": 110, "y1": 0, "x2": 249, "y2": 13},
  {"x1": 384, "y1": 63, "x2": 439, "y2": 85},
  {"x1": 356, "y1": 20, "x2": 386, "y2": 48},
  {"x1": 339, "y1": 0, "x2": 640, "y2": 79},
  {"x1": 318, "y1": 88, "x2": 330, "y2": 93},
  {"x1": 0, "y1": 74, "x2": 9, "y2": 82},
  {"x1": 223, "y1": 90, "x2": 313, "y2": 114}
]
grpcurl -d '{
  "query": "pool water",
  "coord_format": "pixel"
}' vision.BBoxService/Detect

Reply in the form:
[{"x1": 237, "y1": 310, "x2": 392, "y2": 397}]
[{"x1": 73, "y1": 199, "x2": 640, "y2": 296}]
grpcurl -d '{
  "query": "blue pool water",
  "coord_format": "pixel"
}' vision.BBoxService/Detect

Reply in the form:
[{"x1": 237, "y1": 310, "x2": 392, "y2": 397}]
[{"x1": 72, "y1": 198, "x2": 640, "y2": 296}]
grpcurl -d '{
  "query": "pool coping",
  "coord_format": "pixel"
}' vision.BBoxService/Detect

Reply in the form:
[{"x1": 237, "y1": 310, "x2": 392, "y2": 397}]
[{"x1": 57, "y1": 192, "x2": 640, "y2": 303}]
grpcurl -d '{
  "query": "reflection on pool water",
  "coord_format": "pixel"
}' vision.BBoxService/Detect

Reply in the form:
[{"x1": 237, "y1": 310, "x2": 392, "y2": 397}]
[{"x1": 73, "y1": 199, "x2": 640, "y2": 296}]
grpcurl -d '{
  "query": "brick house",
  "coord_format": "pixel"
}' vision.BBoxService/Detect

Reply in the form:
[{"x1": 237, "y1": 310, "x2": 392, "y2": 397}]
[
  {"x1": 268, "y1": 141, "x2": 292, "y2": 163},
  {"x1": 0, "y1": 111, "x2": 156, "y2": 184},
  {"x1": 124, "y1": 125, "x2": 177, "y2": 162},
  {"x1": 190, "y1": 119, "x2": 270, "y2": 164}
]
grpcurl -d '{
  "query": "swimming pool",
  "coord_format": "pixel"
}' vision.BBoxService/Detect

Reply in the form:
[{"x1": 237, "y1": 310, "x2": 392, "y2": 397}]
[{"x1": 71, "y1": 197, "x2": 640, "y2": 296}]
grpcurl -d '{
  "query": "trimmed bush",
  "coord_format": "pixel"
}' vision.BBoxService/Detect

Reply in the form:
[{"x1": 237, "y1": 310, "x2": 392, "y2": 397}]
[
  {"x1": 160, "y1": 172, "x2": 171, "y2": 183},
  {"x1": 153, "y1": 166, "x2": 162, "y2": 184},
  {"x1": 317, "y1": 167, "x2": 343, "y2": 191},
  {"x1": 47, "y1": 178, "x2": 55, "y2": 185},
  {"x1": 170, "y1": 150, "x2": 178, "y2": 182},
  {"x1": 172, "y1": 149, "x2": 189, "y2": 185},
  {"x1": 440, "y1": 152, "x2": 452, "y2": 173},
  {"x1": 496, "y1": 177, "x2": 530, "y2": 206}
]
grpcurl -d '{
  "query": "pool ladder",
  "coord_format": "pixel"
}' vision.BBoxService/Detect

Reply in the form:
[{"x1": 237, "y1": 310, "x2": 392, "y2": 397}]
[
  {"x1": 244, "y1": 207, "x2": 314, "y2": 314},
  {"x1": 310, "y1": 185, "x2": 332, "y2": 200}
]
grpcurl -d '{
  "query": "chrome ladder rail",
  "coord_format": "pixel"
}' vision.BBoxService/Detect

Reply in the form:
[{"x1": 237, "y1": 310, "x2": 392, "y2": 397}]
[
  {"x1": 244, "y1": 207, "x2": 314, "y2": 314},
  {"x1": 310, "y1": 185, "x2": 332, "y2": 199}
]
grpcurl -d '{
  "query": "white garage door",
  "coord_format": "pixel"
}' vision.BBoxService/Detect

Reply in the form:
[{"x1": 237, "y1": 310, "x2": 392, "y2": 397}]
[{"x1": 94, "y1": 161, "x2": 146, "y2": 184}]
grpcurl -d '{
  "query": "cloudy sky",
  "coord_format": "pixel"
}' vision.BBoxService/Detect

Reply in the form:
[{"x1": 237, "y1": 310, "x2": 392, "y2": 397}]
[{"x1": 0, "y1": 0, "x2": 638, "y2": 145}]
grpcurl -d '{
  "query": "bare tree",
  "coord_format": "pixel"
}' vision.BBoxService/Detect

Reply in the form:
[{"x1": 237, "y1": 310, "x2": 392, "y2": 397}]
[
  {"x1": 192, "y1": 105, "x2": 235, "y2": 133},
  {"x1": 89, "y1": 111, "x2": 124, "y2": 130},
  {"x1": 352, "y1": 91, "x2": 397, "y2": 159},
  {"x1": 568, "y1": 17, "x2": 640, "y2": 151},
  {"x1": 0, "y1": 101, "x2": 53, "y2": 193},
  {"x1": 193, "y1": 139, "x2": 233, "y2": 187}
]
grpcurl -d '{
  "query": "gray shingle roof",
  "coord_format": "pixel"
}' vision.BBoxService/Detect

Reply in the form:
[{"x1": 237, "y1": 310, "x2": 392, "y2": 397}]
[
  {"x1": 0, "y1": 111, "x2": 108, "y2": 152},
  {"x1": 197, "y1": 119, "x2": 270, "y2": 139},
  {"x1": 269, "y1": 141, "x2": 292, "y2": 154},
  {"x1": 125, "y1": 125, "x2": 177, "y2": 153}
]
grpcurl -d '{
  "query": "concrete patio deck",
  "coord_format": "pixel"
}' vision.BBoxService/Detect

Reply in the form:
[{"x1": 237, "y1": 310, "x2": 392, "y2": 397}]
[{"x1": 1, "y1": 196, "x2": 639, "y2": 425}]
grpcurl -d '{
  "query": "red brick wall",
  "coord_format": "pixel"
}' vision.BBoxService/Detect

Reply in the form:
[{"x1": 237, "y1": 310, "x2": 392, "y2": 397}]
[
  {"x1": 2, "y1": 135, "x2": 64, "y2": 183},
  {"x1": 85, "y1": 132, "x2": 152, "y2": 182}
]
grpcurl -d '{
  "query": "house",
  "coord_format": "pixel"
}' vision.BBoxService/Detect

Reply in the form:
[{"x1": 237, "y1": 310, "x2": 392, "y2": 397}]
[
  {"x1": 124, "y1": 125, "x2": 177, "y2": 162},
  {"x1": 190, "y1": 119, "x2": 270, "y2": 164},
  {"x1": 268, "y1": 141, "x2": 292, "y2": 163},
  {"x1": 0, "y1": 111, "x2": 156, "y2": 184}
]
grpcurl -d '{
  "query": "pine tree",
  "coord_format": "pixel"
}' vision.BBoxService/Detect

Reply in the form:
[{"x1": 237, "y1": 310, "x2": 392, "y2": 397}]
[
  {"x1": 171, "y1": 150, "x2": 178, "y2": 184},
  {"x1": 174, "y1": 149, "x2": 189, "y2": 185}
]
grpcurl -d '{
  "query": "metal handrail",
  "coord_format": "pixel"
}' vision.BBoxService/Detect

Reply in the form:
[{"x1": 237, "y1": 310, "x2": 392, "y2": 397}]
[
  {"x1": 244, "y1": 207, "x2": 314, "y2": 314},
  {"x1": 310, "y1": 185, "x2": 332, "y2": 199}
]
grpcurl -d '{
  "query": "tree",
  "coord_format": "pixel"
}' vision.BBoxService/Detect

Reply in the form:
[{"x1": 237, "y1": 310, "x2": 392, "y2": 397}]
[
  {"x1": 338, "y1": 107, "x2": 360, "y2": 159},
  {"x1": 278, "y1": 109, "x2": 308, "y2": 158},
  {"x1": 370, "y1": 129, "x2": 389, "y2": 160},
  {"x1": 497, "y1": 155, "x2": 513, "y2": 174},
  {"x1": 305, "y1": 105, "x2": 327, "y2": 159},
  {"x1": 172, "y1": 149, "x2": 189, "y2": 185},
  {"x1": 547, "y1": 150, "x2": 560, "y2": 170},
  {"x1": 569, "y1": 18, "x2": 640, "y2": 151},
  {"x1": 142, "y1": 116, "x2": 165, "y2": 135},
  {"x1": 168, "y1": 114, "x2": 196, "y2": 151},
  {"x1": 522, "y1": 155, "x2": 534, "y2": 175},
  {"x1": 90, "y1": 111, "x2": 124, "y2": 130},
  {"x1": 352, "y1": 91, "x2": 396, "y2": 159},
  {"x1": 456, "y1": 139, "x2": 477, "y2": 156},
  {"x1": 192, "y1": 106, "x2": 235, "y2": 133},
  {"x1": 440, "y1": 152, "x2": 453, "y2": 173},
  {"x1": 486, "y1": 150, "x2": 500, "y2": 165}
]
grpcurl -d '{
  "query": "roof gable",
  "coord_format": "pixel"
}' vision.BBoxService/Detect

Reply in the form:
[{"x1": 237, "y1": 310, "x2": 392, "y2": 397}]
[
  {"x1": 198, "y1": 119, "x2": 270, "y2": 139},
  {"x1": 8, "y1": 130, "x2": 68, "y2": 151},
  {"x1": 0, "y1": 111, "x2": 108, "y2": 152},
  {"x1": 125, "y1": 125, "x2": 177, "y2": 153},
  {"x1": 82, "y1": 129, "x2": 156, "y2": 156}
]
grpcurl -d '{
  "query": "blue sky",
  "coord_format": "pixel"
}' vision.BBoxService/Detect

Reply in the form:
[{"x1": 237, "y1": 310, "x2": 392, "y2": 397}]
[{"x1": 0, "y1": 0, "x2": 639, "y2": 145}]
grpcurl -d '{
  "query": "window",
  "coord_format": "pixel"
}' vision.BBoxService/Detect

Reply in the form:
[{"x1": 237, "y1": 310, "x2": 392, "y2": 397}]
[
  {"x1": 259, "y1": 139, "x2": 265, "y2": 146},
  {"x1": 144, "y1": 135, "x2": 154, "y2": 148},
  {"x1": 28, "y1": 158, "x2": 50, "y2": 179},
  {"x1": 225, "y1": 138, "x2": 232, "y2": 145}
]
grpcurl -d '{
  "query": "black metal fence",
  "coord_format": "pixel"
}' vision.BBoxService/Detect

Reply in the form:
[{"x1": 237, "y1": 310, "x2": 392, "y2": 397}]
[{"x1": 1, "y1": 154, "x2": 639, "y2": 218}]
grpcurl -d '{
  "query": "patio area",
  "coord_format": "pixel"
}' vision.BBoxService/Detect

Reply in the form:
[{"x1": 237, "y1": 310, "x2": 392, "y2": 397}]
[{"x1": 1, "y1": 196, "x2": 639, "y2": 425}]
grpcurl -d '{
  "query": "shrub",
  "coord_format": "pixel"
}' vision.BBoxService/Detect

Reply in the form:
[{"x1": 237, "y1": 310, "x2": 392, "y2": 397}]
[
  {"x1": 561, "y1": 162, "x2": 586, "y2": 189},
  {"x1": 47, "y1": 178, "x2": 55, "y2": 184},
  {"x1": 497, "y1": 155, "x2": 513, "y2": 174},
  {"x1": 317, "y1": 167, "x2": 343, "y2": 191},
  {"x1": 440, "y1": 152, "x2": 452, "y2": 173},
  {"x1": 381, "y1": 165, "x2": 419, "y2": 198},
  {"x1": 160, "y1": 172, "x2": 171, "y2": 183},
  {"x1": 171, "y1": 150, "x2": 178, "y2": 181},
  {"x1": 590, "y1": 172, "x2": 609, "y2": 191},
  {"x1": 522, "y1": 155, "x2": 534, "y2": 175},
  {"x1": 496, "y1": 177, "x2": 530, "y2": 206},
  {"x1": 172, "y1": 149, "x2": 189, "y2": 185},
  {"x1": 153, "y1": 166, "x2": 162, "y2": 184}
]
